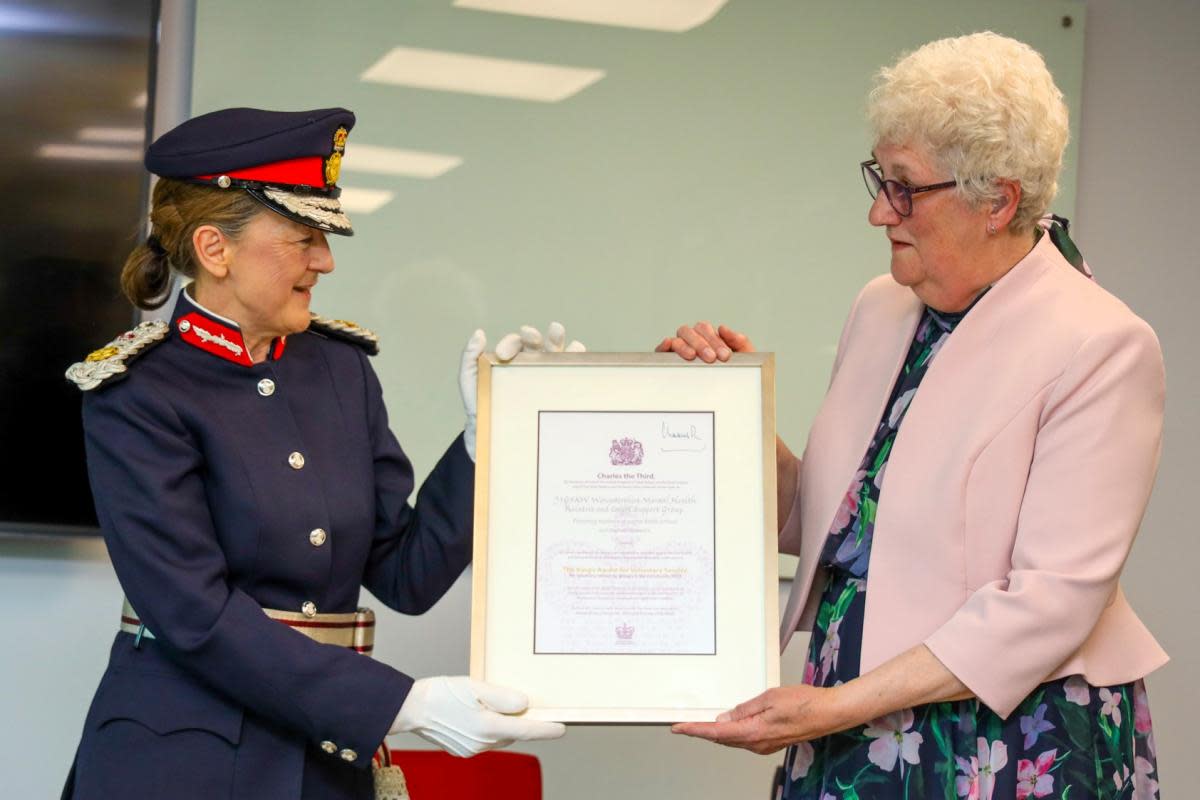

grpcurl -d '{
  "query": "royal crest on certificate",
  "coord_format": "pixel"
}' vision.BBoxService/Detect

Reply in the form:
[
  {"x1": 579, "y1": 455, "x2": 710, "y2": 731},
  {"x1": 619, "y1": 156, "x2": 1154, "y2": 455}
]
[{"x1": 534, "y1": 410, "x2": 716, "y2": 655}]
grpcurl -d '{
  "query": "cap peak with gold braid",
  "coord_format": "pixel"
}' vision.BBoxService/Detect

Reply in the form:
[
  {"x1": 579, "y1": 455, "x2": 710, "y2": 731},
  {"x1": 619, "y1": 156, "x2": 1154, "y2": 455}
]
[
  {"x1": 65, "y1": 320, "x2": 170, "y2": 391},
  {"x1": 144, "y1": 107, "x2": 356, "y2": 235},
  {"x1": 308, "y1": 313, "x2": 380, "y2": 355}
]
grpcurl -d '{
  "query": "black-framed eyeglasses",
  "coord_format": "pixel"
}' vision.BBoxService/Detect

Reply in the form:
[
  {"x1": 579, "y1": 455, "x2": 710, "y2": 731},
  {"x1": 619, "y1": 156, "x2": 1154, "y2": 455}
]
[{"x1": 860, "y1": 159, "x2": 957, "y2": 217}]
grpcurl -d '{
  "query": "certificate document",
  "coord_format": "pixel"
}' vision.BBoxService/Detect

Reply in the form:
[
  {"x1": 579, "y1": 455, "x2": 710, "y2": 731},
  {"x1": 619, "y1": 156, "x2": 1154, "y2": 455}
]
[
  {"x1": 534, "y1": 411, "x2": 715, "y2": 655},
  {"x1": 471, "y1": 352, "x2": 778, "y2": 722}
]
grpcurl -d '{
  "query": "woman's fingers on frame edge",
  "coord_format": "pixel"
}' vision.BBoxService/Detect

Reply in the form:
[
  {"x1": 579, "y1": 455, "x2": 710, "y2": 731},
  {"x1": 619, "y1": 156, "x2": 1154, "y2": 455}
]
[
  {"x1": 693, "y1": 321, "x2": 733, "y2": 361},
  {"x1": 667, "y1": 331, "x2": 700, "y2": 359},
  {"x1": 677, "y1": 325, "x2": 718, "y2": 362},
  {"x1": 717, "y1": 325, "x2": 753, "y2": 352}
]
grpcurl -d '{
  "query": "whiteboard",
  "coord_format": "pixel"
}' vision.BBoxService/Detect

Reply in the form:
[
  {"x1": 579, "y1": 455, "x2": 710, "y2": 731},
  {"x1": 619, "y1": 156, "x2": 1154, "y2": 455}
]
[{"x1": 193, "y1": 0, "x2": 1084, "y2": 474}]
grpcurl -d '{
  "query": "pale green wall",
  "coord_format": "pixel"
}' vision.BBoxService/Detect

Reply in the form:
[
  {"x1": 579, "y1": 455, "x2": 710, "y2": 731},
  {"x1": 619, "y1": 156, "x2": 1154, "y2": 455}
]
[{"x1": 192, "y1": 0, "x2": 1083, "y2": 476}]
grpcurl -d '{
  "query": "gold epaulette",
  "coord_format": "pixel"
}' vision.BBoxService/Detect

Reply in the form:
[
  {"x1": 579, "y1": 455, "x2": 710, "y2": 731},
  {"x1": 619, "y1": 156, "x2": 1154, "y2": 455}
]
[
  {"x1": 65, "y1": 320, "x2": 170, "y2": 391},
  {"x1": 308, "y1": 313, "x2": 380, "y2": 355}
]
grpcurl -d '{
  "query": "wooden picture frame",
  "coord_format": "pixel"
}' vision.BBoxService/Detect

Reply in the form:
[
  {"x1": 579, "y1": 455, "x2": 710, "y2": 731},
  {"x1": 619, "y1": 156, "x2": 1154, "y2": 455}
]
[{"x1": 470, "y1": 352, "x2": 779, "y2": 723}]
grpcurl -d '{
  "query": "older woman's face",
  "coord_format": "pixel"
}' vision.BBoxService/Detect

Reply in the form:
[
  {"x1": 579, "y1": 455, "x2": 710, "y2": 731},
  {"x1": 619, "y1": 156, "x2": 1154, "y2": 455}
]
[
  {"x1": 223, "y1": 211, "x2": 335, "y2": 341},
  {"x1": 869, "y1": 142, "x2": 992, "y2": 312}
]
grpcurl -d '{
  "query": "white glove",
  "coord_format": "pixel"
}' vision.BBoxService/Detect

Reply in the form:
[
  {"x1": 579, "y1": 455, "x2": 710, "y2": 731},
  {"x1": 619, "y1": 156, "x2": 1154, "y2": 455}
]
[
  {"x1": 459, "y1": 330, "x2": 486, "y2": 462},
  {"x1": 495, "y1": 322, "x2": 586, "y2": 362},
  {"x1": 459, "y1": 323, "x2": 585, "y2": 461},
  {"x1": 390, "y1": 676, "x2": 566, "y2": 758}
]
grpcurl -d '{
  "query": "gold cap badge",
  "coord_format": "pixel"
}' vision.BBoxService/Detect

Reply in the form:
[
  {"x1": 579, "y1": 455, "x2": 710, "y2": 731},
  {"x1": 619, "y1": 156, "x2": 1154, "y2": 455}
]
[
  {"x1": 324, "y1": 126, "x2": 348, "y2": 185},
  {"x1": 325, "y1": 152, "x2": 342, "y2": 186},
  {"x1": 325, "y1": 126, "x2": 348, "y2": 186}
]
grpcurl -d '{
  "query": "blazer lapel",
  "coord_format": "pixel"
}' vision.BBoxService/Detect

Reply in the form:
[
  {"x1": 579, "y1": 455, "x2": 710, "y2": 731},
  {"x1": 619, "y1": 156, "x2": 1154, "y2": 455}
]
[
  {"x1": 860, "y1": 237, "x2": 1057, "y2": 664},
  {"x1": 781, "y1": 279, "x2": 923, "y2": 646},
  {"x1": 876, "y1": 236, "x2": 1057, "y2": 507}
]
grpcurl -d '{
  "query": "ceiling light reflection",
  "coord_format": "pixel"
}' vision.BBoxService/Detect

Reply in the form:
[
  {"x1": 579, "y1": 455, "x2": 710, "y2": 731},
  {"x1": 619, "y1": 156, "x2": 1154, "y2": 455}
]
[
  {"x1": 453, "y1": 0, "x2": 729, "y2": 32},
  {"x1": 361, "y1": 46, "x2": 604, "y2": 102},
  {"x1": 78, "y1": 127, "x2": 144, "y2": 144},
  {"x1": 343, "y1": 144, "x2": 463, "y2": 179},
  {"x1": 338, "y1": 187, "x2": 395, "y2": 214},
  {"x1": 38, "y1": 143, "x2": 141, "y2": 162}
]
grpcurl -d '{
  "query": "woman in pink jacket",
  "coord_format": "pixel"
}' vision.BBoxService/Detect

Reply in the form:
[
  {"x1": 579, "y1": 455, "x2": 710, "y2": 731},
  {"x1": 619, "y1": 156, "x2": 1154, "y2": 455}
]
[{"x1": 664, "y1": 32, "x2": 1163, "y2": 800}]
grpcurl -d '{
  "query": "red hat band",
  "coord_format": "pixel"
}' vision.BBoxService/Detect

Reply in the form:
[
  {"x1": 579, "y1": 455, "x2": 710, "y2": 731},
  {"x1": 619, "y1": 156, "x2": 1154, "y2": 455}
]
[{"x1": 197, "y1": 155, "x2": 328, "y2": 191}]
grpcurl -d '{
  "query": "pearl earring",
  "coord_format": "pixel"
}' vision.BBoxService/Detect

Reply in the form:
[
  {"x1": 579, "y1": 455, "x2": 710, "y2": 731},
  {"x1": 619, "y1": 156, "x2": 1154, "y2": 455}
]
[{"x1": 987, "y1": 222, "x2": 997, "y2": 235}]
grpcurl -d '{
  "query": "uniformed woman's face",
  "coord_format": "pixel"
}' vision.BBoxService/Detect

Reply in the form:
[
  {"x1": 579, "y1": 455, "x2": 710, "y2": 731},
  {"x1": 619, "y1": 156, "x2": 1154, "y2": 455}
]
[{"x1": 222, "y1": 211, "x2": 335, "y2": 345}]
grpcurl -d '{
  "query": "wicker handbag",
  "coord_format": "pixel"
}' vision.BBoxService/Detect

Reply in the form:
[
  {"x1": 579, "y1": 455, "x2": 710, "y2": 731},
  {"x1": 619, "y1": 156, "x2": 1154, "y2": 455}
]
[{"x1": 373, "y1": 746, "x2": 410, "y2": 800}]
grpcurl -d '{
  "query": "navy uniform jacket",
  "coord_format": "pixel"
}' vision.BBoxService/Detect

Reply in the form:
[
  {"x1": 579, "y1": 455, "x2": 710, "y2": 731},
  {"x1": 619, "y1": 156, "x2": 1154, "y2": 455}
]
[{"x1": 68, "y1": 291, "x2": 474, "y2": 799}]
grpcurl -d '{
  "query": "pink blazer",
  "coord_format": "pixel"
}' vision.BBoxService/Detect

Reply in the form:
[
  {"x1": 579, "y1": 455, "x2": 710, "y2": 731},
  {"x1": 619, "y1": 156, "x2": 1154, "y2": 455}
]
[{"x1": 778, "y1": 232, "x2": 1167, "y2": 718}]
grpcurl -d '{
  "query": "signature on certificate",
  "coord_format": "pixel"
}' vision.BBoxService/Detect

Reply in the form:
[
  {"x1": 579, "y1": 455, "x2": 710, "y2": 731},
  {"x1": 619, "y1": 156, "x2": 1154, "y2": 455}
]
[{"x1": 660, "y1": 421, "x2": 706, "y2": 453}]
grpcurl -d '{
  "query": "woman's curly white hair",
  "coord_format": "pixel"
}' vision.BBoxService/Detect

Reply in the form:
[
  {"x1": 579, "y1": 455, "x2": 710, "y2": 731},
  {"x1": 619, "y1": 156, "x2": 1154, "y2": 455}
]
[{"x1": 867, "y1": 31, "x2": 1069, "y2": 234}]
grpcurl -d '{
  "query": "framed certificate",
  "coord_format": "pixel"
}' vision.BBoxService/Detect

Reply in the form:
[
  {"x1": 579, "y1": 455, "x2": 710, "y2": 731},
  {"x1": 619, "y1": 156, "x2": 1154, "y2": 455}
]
[{"x1": 470, "y1": 352, "x2": 779, "y2": 722}]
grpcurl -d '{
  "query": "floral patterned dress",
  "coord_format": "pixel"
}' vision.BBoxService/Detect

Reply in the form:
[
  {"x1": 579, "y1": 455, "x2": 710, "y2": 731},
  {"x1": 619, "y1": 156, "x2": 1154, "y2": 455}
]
[{"x1": 779, "y1": 303, "x2": 1160, "y2": 800}]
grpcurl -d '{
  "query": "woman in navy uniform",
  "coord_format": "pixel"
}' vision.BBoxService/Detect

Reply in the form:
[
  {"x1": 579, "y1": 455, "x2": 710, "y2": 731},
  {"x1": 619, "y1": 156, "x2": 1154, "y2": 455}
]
[{"x1": 63, "y1": 108, "x2": 570, "y2": 799}]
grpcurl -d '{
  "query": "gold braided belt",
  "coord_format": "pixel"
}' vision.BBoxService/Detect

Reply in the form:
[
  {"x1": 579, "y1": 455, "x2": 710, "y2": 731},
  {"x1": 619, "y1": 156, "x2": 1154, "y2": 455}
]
[{"x1": 120, "y1": 598, "x2": 375, "y2": 654}]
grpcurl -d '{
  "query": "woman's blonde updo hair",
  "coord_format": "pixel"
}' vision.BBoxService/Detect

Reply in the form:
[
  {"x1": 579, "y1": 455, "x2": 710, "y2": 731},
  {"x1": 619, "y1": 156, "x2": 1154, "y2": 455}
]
[
  {"x1": 867, "y1": 31, "x2": 1069, "y2": 235},
  {"x1": 120, "y1": 179, "x2": 263, "y2": 309}
]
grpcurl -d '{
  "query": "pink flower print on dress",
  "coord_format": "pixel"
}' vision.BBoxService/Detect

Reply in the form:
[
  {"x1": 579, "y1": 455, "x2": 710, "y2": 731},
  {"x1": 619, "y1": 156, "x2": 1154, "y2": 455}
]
[
  {"x1": 829, "y1": 470, "x2": 866, "y2": 533},
  {"x1": 1113, "y1": 765, "x2": 1131, "y2": 791},
  {"x1": 955, "y1": 753, "x2": 980, "y2": 800},
  {"x1": 1099, "y1": 687, "x2": 1123, "y2": 727},
  {"x1": 888, "y1": 388, "x2": 916, "y2": 428},
  {"x1": 802, "y1": 660, "x2": 817, "y2": 687},
  {"x1": 864, "y1": 708, "x2": 924, "y2": 775},
  {"x1": 1063, "y1": 675, "x2": 1090, "y2": 706},
  {"x1": 819, "y1": 618, "x2": 842, "y2": 677},
  {"x1": 1015, "y1": 749, "x2": 1056, "y2": 799},
  {"x1": 1134, "y1": 682, "x2": 1153, "y2": 734},
  {"x1": 872, "y1": 459, "x2": 888, "y2": 491},
  {"x1": 790, "y1": 741, "x2": 815, "y2": 781},
  {"x1": 1133, "y1": 755, "x2": 1159, "y2": 800},
  {"x1": 971, "y1": 737, "x2": 1009, "y2": 800}
]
